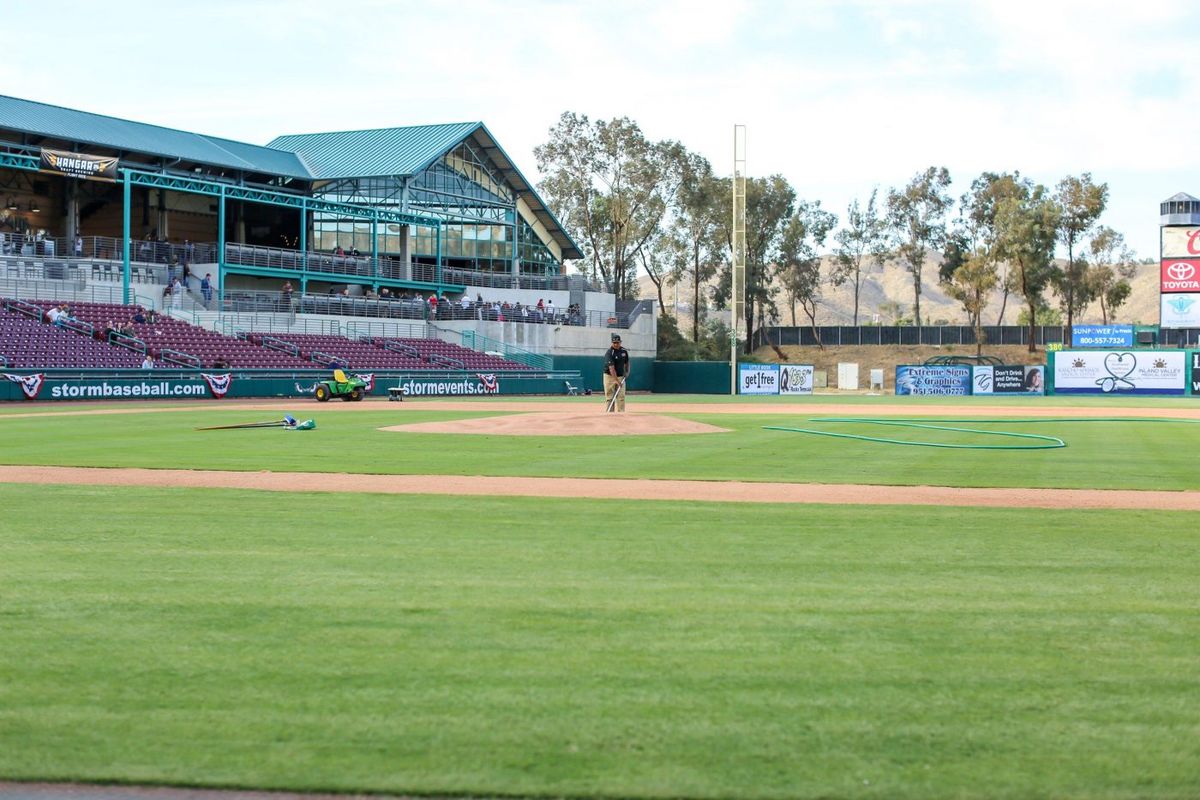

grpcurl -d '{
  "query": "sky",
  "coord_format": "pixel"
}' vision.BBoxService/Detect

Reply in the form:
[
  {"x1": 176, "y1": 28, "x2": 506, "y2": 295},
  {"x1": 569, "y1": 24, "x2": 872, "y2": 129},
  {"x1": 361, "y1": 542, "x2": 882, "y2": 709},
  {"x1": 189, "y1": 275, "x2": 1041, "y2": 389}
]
[{"x1": 3, "y1": 0, "x2": 1197, "y2": 259}]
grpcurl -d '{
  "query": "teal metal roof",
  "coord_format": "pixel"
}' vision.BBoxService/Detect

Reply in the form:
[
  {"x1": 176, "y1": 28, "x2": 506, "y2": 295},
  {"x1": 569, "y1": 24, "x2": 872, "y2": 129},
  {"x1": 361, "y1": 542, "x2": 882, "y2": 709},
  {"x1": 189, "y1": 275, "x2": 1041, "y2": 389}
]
[
  {"x1": 268, "y1": 123, "x2": 481, "y2": 180},
  {"x1": 0, "y1": 94, "x2": 309, "y2": 178},
  {"x1": 270, "y1": 122, "x2": 582, "y2": 259}
]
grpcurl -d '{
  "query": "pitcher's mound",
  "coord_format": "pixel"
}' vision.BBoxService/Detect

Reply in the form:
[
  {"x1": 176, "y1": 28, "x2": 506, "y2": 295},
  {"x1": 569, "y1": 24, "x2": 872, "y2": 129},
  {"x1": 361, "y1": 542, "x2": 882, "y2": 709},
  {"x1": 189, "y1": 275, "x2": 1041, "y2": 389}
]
[{"x1": 381, "y1": 411, "x2": 730, "y2": 436}]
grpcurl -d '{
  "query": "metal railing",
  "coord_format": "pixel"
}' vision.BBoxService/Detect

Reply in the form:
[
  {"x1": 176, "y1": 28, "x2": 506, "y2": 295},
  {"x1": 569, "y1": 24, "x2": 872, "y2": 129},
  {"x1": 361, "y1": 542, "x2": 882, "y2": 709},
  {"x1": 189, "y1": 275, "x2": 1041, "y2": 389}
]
[
  {"x1": 458, "y1": 330, "x2": 552, "y2": 370},
  {"x1": 1, "y1": 234, "x2": 217, "y2": 265},
  {"x1": 344, "y1": 320, "x2": 431, "y2": 340}
]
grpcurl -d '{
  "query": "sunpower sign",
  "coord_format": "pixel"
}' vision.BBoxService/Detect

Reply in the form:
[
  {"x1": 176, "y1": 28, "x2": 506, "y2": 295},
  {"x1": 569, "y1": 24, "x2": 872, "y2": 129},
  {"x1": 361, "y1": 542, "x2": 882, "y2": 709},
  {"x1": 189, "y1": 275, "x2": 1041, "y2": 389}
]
[{"x1": 1161, "y1": 259, "x2": 1200, "y2": 292}]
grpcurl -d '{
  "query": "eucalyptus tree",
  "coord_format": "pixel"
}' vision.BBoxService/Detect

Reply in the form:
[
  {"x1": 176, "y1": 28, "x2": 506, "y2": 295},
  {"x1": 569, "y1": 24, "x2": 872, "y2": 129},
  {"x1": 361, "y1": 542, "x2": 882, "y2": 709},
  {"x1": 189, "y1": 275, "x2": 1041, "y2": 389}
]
[
  {"x1": 668, "y1": 154, "x2": 724, "y2": 341},
  {"x1": 1087, "y1": 226, "x2": 1137, "y2": 324},
  {"x1": 712, "y1": 175, "x2": 796, "y2": 349},
  {"x1": 885, "y1": 167, "x2": 953, "y2": 327},
  {"x1": 535, "y1": 112, "x2": 688, "y2": 299},
  {"x1": 993, "y1": 179, "x2": 1062, "y2": 352},
  {"x1": 1052, "y1": 173, "x2": 1108, "y2": 330},
  {"x1": 831, "y1": 189, "x2": 885, "y2": 325},
  {"x1": 777, "y1": 200, "x2": 838, "y2": 345}
]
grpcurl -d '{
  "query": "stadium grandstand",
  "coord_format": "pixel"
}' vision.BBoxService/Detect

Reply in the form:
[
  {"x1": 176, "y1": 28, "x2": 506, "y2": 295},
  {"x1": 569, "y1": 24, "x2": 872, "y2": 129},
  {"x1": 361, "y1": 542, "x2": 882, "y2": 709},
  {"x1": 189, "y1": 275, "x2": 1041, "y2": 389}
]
[{"x1": 0, "y1": 94, "x2": 655, "y2": 391}]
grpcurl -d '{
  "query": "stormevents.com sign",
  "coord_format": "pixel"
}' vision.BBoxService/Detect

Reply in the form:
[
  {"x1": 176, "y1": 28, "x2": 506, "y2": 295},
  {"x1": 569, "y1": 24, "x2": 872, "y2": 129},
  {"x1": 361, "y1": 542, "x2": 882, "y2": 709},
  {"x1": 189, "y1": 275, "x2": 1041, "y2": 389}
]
[
  {"x1": 739, "y1": 364, "x2": 779, "y2": 395},
  {"x1": 1053, "y1": 350, "x2": 1187, "y2": 395},
  {"x1": 895, "y1": 365, "x2": 971, "y2": 395}
]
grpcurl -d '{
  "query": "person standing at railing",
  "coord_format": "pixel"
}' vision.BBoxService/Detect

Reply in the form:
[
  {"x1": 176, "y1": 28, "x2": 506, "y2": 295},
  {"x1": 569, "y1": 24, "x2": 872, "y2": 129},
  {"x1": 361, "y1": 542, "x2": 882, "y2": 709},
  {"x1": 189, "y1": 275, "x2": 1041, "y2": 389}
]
[
  {"x1": 171, "y1": 277, "x2": 183, "y2": 310},
  {"x1": 74, "y1": 236, "x2": 82, "y2": 257},
  {"x1": 201, "y1": 273, "x2": 213, "y2": 307}
]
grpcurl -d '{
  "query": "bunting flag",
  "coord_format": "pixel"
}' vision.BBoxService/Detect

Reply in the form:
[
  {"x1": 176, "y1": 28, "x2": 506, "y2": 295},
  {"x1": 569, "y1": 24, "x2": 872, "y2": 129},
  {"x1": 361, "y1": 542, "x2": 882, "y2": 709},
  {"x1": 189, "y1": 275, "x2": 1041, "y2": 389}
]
[
  {"x1": 200, "y1": 373, "x2": 233, "y2": 399},
  {"x1": 4, "y1": 372, "x2": 45, "y2": 399},
  {"x1": 357, "y1": 373, "x2": 375, "y2": 392},
  {"x1": 477, "y1": 373, "x2": 499, "y2": 393}
]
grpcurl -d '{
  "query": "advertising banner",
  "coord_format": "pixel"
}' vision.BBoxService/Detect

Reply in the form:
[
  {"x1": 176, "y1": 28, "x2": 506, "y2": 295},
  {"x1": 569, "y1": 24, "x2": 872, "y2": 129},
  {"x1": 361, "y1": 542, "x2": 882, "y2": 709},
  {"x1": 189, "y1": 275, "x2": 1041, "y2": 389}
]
[
  {"x1": 895, "y1": 365, "x2": 971, "y2": 395},
  {"x1": 391, "y1": 375, "x2": 501, "y2": 396},
  {"x1": 1161, "y1": 258, "x2": 1200, "y2": 293},
  {"x1": 973, "y1": 365, "x2": 1045, "y2": 395},
  {"x1": 1161, "y1": 293, "x2": 1200, "y2": 329},
  {"x1": 1193, "y1": 352, "x2": 1200, "y2": 394},
  {"x1": 39, "y1": 148, "x2": 119, "y2": 181},
  {"x1": 3, "y1": 374, "x2": 224, "y2": 401},
  {"x1": 778, "y1": 364, "x2": 814, "y2": 395},
  {"x1": 1053, "y1": 350, "x2": 1187, "y2": 395},
  {"x1": 738, "y1": 364, "x2": 779, "y2": 395},
  {"x1": 1071, "y1": 324, "x2": 1134, "y2": 348},
  {"x1": 1161, "y1": 226, "x2": 1200, "y2": 258}
]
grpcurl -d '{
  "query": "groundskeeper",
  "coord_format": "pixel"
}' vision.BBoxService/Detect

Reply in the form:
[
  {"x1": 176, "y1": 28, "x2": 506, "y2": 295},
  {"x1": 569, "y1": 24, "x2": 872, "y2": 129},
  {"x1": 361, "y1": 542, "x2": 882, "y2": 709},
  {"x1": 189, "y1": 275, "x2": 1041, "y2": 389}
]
[{"x1": 604, "y1": 333, "x2": 630, "y2": 412}]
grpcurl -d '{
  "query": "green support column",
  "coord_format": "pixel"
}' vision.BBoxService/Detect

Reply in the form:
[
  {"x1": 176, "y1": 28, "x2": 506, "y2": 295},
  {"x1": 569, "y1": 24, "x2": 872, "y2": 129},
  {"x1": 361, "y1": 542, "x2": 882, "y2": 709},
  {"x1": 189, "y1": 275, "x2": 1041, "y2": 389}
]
[
  {"x1": 371, "y1": 215, "x2": 378, "y2": 279},
  {"x1": 121, "y1": 172, "x2": 131, "y2": 304},
  {"x1": 300, "y1": 198, "x2": 308, "y2": 271},
  {"x1": 435, "y1": 223, "x2": 442, "y2": 295},
  {"x1": 217, "y1": 190, "x2": 226, "y2": 305}
]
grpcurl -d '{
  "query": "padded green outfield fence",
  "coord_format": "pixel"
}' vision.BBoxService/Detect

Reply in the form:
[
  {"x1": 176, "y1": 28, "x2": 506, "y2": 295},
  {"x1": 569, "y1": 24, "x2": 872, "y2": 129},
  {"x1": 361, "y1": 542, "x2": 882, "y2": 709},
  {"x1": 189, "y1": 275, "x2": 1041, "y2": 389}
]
[{"x1": 0, "y1": 368, "x2": 580, "y2": 401}]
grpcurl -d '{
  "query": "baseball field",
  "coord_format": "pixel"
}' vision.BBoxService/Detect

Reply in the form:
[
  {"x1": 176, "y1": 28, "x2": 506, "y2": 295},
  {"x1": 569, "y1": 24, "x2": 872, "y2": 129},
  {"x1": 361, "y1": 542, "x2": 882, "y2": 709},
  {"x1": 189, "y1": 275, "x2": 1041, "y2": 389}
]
[{"x1": 1, "y1": 394, "x2": 1198, "y2": 799}]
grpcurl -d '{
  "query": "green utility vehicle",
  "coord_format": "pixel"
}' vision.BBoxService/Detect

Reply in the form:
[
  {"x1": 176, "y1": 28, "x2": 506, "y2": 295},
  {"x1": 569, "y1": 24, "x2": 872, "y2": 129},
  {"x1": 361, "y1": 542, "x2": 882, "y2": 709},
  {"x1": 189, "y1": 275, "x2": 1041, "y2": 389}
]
[{"x1": 314, "y1": 369, "x2": 367, "y2": 402}]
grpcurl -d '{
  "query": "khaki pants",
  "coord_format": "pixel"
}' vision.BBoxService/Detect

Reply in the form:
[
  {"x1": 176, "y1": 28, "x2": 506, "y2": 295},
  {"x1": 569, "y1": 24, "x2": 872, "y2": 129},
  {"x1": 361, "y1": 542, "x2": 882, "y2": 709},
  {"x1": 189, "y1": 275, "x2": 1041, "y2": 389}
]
[{"x1": 603, "y1": 373, "x2": 626, "y2": 412}]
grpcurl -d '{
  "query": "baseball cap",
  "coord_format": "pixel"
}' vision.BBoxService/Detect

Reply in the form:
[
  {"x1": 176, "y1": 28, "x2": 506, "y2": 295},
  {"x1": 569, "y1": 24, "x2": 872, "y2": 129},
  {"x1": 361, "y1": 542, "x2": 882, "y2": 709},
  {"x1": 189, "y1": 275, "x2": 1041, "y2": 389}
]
[{"x1": 611, "y1": 333, "x2": 621, "y2": 342}]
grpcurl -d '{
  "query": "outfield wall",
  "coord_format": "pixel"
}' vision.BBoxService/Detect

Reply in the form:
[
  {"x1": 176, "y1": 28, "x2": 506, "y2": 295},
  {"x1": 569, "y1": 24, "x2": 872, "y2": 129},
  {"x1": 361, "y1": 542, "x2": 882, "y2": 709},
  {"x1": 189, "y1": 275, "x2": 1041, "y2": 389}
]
[{"x1": 0, "y1": 369, "x2": 579, "y2": 401}]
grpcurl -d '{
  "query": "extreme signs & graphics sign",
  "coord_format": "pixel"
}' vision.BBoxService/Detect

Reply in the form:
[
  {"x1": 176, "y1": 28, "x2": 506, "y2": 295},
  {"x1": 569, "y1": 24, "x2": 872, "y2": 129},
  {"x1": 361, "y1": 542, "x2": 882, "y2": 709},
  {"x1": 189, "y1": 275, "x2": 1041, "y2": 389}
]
[
  {"x1": 895, "y1": 365, "x2": 971, "y2": 395},
  {"x1": 39, "y1": 148, "x2": 119, "y2": 181},
  {"x1": 1053, "y1": 350, "x2": 1187, "y2": 395}
]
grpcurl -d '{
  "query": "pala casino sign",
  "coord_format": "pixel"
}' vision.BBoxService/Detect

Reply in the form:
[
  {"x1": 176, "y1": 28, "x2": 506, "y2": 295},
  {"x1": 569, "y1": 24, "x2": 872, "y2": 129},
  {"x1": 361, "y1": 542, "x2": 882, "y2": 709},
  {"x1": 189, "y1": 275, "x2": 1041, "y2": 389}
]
[{"x1": 39, "y1": 148, "x2": 118, "y2": 181}]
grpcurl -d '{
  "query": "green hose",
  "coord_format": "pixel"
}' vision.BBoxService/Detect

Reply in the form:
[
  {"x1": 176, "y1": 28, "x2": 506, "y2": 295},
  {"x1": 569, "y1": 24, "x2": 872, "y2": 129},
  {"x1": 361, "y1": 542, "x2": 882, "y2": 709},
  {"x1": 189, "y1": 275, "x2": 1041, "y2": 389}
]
[{"x1": 763, "y1": 417, "x2": 1200, "y2": 450}]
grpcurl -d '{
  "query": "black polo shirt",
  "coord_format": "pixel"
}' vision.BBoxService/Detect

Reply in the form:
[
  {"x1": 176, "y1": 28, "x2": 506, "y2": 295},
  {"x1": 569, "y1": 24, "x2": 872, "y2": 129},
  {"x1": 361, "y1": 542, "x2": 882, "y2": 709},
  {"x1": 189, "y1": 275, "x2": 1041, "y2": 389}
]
[{"x1": 604, "y1": 344, "x2": 630, "y2": 377}]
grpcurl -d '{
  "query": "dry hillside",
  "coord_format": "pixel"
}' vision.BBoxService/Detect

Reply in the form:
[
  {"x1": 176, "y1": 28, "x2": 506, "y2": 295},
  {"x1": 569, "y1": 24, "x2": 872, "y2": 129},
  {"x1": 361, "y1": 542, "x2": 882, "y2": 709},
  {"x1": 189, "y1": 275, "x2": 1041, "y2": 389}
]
[{"x1": 641, "y1": 256, "x2": 1160, "y2": 330}]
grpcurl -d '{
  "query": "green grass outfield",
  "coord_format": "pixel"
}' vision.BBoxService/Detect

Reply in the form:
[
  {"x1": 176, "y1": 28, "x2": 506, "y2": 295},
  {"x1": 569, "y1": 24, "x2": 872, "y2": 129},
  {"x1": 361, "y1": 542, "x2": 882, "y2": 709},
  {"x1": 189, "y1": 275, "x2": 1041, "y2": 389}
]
[
  {"x1": 1, "y1": 400, "x2": 1199, "y2": 490},
  {"x1": 1, "y1": 484, "x2": 1197, "y2": 799},
  {"x1": 1, "y1": 397, "x2": 1198, "y2": 798}
]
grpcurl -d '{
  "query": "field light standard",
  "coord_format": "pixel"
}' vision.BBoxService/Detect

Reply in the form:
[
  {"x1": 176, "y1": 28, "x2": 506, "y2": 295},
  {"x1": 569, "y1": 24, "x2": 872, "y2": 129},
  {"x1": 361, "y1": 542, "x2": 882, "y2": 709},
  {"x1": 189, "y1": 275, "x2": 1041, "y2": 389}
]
[{"x1": 731, "y1": 124, "x2": 746, "y2": 396}]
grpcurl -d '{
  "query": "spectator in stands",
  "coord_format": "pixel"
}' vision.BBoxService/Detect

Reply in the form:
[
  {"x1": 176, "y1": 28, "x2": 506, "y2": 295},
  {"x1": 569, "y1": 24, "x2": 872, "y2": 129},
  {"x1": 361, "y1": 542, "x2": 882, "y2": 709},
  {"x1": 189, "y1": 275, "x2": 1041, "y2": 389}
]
[
  {"x1": 74, "y1": 235, "x2": 83, "y2": 257},
  {"x1": 545, "y1": 298, "x2": 555, "y2": 320},
  {"x1": 334, "y1": 245, "x2": 345, "y2": 257},
  {"x1": 281, "y1": 281, "x2": 295, "y2": 310},
  {"x1": 162, "y1": 282, "x2": 173, "y2": 304},
  {"x1": 537, "y1": 298, "x2": 545, "y2": 313},
  {"x1": 146, "y1": 308, "x2": 158, "y2": 324},
  {"x1": 364, "y1": 287, "x2": 377, "y2": 300},
  {"x1": 171, "y1": 277, "x2": 184, "y2": 310},
  {"x1": 379, "y1": 287, "x2": 392, "y2": 301},
  {"x1": 141, "y1": 354, "x2": 154, "y2": 369},
  {"x1": 350, "y1": 246, "x2": 361, "y2": 257},
  {"x1": 201, "y1": 274, "x2": 213, "y2": 306},
  {"x1": 428, "y1": 293, "x2": 438, "y2": 318},
  {"x1": 211, "y1": 356, "x2": 230, "y2": 369},
  {"x1": 133, "y1": 307, "x2": 146, "y2": 324},
  {"x1": 46, "y1": 305, "x2": 62, "y2": 325}
]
